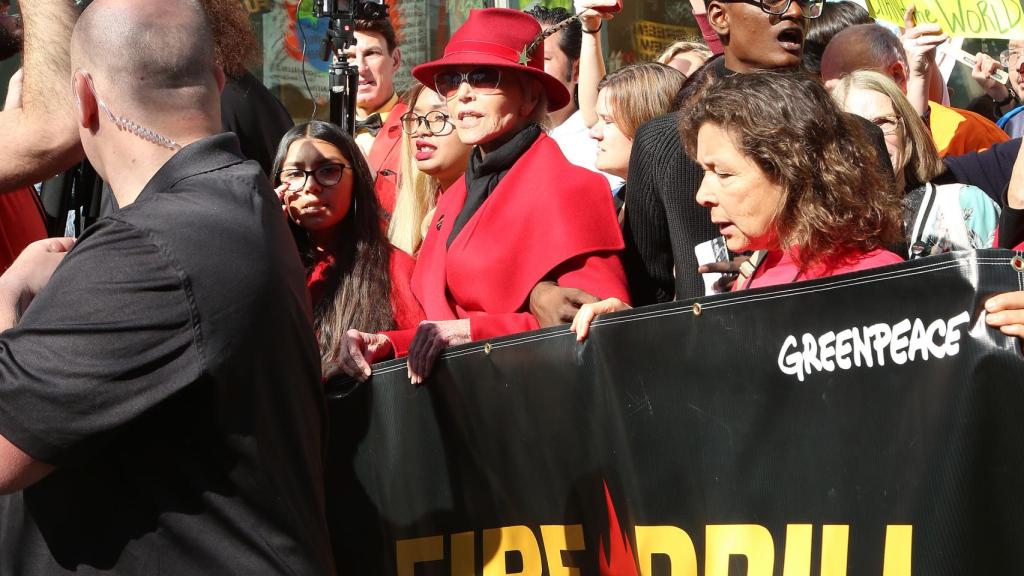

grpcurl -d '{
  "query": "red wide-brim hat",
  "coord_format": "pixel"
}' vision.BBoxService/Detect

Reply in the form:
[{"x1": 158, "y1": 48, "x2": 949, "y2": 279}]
[{"x1": 411, "y1": 8, "x2": 572, "y2": 112}]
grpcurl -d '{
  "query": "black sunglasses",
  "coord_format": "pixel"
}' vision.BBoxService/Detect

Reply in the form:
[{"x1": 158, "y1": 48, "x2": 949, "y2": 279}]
[{"x1": 434, "y1": 67, "x2": 503, "y2": 100}]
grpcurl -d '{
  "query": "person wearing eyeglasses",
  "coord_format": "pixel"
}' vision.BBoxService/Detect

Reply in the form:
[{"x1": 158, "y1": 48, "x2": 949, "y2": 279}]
[
  {"x1": 388, "y1": 81, "x2": 472, "y2": 255},
  {"x1": 832, "y1": 70, "x2": 999, "y2": 258},
  {"x1": 333, "y1": 8, "x2": 629, "y2": 384},
  {"x1": 273, "y1": 121, "x2": 425, "y2": 376},
  {"x1": 970, "y1": 40, "x2": 1023, "y2": 139},
  {"x1": 821, "y1": 24, "x2": 1010, "y2": 158}
]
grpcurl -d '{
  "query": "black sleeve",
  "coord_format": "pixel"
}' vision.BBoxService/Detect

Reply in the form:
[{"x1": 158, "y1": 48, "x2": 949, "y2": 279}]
[
  {"x1": 0, "y1": 220, "x2": 199, "y2": 467},
  {"x1": 998, "y1": 206, "x2": 1024, "y2": 249},
  {"x1": 623, "y1": 116, "x2": 678, "y2": 306},
  {"x1": 938, "y1": 137, "x2": 1021, "y2": 205}
]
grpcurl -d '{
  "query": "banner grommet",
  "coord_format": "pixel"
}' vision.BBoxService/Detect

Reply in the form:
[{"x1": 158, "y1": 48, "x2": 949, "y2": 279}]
[
  {"x1": 483, "y1": 343, "x2": 493, "y2": 356},
  {"x1": 693, "y1": 302, "x2": 702, "y2": 316},
  {"x1": 1012, "y1": 256, "x2": 1024, "y2": 272}
]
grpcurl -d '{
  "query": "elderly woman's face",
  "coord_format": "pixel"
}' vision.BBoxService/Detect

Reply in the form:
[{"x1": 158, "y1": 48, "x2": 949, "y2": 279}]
[
  {"x1": 838, "y1": 86, "x2": 905, "y2": 179},
  {"x1": 445, "y1": 67, "x2": 538, "y2": 150},
  {"x1": 694, "y1": 122, "x2": 784, "y2": 252}
]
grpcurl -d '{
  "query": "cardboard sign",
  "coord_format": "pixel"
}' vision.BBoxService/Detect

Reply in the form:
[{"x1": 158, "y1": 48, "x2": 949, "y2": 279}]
[{"x1": 867, "y1": 0, "x2": 1024, "y2": 39}]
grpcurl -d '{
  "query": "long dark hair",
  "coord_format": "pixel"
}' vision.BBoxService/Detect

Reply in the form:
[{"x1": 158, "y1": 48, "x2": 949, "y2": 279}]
[{"x1": 272, "y1": 121, "x2": 395, "y2": 370}]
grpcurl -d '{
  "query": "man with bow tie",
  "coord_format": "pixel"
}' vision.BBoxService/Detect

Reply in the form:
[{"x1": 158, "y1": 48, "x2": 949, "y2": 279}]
[{"x1": 347, "y1": 18, "x2": 407, "y2": 216}]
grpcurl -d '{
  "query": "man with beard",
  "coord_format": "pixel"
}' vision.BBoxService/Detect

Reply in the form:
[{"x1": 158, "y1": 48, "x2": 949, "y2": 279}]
[{"x1": 0, "y1": 0, "x2": 68, "y2": 271}]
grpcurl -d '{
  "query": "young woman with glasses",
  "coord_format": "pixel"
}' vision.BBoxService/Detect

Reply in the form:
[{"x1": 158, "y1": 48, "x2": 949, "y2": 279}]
[
  {"x1": 272, "y1": 121, "x2": 424, "y2": 377},
  {"x1": 832, "y1": 70, "x2": 1000, "y2": 258},
  {"x1": 389, "y1": 82, "x2": 472, "y2": 255}
]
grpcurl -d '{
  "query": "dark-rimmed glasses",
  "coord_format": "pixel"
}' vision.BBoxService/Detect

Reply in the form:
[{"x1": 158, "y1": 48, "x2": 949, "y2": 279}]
[
  {"x1": 400, "y1": 110, "x2": 455, "y2": 136},
  {"x1": 276, "y1": 163, "x2": 349, "y2": 192},
  {"x1": 434, "y1": 68, "x2": 502, "y2": 100},
  {"x1": 719, "y1": 0, "x2": 823, "y2": 18}
]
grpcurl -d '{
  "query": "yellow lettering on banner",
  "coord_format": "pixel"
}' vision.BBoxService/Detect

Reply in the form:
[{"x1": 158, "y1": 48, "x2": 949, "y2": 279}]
[
  {"x1": 867, "y1": 0, "x2": 1023, "y2": 38},
  {"x1": 452, "y1": 531, "x2": 475, "y2": 576},
  {"x1": 540, "y1": 525, "x2": 585, "y2": 576},
  {"x1": 820, "y1": 525, "x2": 850, "y2": 576},
  {"x1": 781, "y1": 525, "x2": 813, "y2": 576},
  {"x1": 396, "y1": 535, "x2": 444, "y2": 576},
  {"x1": 635, "y1": 526, "x2": 698, "y2": 576},
  {"x1": 483, "y1": 526, "x2": 543, "y2": 576},
  {"x1": 882, "y1": 525, "x2": 913, "y2": 576},
  {"x1": 706, "y1": 525, "x2": 774, "y2": 576}
]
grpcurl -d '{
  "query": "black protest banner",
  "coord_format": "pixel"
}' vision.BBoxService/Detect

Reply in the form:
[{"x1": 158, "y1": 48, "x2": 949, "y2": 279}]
[{"x1": 326, "y1": 250, "x2": 1024, "y2": 575}]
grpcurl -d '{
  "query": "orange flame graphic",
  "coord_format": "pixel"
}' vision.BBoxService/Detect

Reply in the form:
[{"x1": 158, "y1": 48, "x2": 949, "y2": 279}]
[{"x1": 598, "y1": 482, "x2": 640, "y2": 576}]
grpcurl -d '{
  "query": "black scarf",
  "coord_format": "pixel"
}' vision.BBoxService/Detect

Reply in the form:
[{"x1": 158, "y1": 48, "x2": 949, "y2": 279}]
[{"x1": 447, "y1": 123, "x2": 542, "y2": 248}]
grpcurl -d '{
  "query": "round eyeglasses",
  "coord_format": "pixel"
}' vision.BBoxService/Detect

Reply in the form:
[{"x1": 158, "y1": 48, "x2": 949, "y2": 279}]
[
  {"x1": 1000, "y1": 49, "x2": 1021, "y2": 69},
  {"x1": 720, "y1": 0, "x2": 823, "y2": 18},
  {"x1": 400, "y1": 110, "x2": 455, "y2": 136},
  {"x1": 434, "y1": 67, "x2": 503, "y2": 100},
  {"x1": 276, "y1": 163, "x2": 349, "y2": 192}
]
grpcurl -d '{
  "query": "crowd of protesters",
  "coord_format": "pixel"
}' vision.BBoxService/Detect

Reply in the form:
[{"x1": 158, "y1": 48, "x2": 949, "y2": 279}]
[{"x1": 0, "y1": 0, "x2": 1022, "y2": 572}]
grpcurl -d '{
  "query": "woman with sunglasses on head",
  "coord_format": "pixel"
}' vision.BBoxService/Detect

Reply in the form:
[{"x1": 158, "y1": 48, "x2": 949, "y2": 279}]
[
  {"x1": 273, "y1": 121, "x2": 424, "y2": 377},
  {"x1": 335, "y1": 8, "x2": 629, "y2": 384},
  {"x1": 832, "y1": 71, "x2": 1000, "y2": 258},
  {"x1": 389, "y1": 82, "x2": 472, "y2": 255}
]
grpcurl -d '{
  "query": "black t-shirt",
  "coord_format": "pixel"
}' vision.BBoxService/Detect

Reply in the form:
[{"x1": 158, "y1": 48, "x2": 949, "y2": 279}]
[{"x1": 0, "y1": 134, "x2": 336, "y2": 575}]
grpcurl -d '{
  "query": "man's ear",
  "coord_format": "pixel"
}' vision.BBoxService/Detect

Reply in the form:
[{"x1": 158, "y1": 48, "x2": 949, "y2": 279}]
[
  {"x1": 889, "y1": 60, "x2": 908, "y2": 91},
  {"x1": 571, "y1": 58, "x2": 580, "y2": 84},
  {"x1": 706, "y1": 1, "x2": 730, "y2": 42},
  {"x1": 391, "y1": 47, "x2": 401, "y2": 71},
  {"x1": 72, "y1": 70, "x2": 98, "y2": 132}
]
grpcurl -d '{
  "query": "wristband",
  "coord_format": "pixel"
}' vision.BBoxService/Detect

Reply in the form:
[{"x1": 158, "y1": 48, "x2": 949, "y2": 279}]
[{"x1": 583, "y1": 21, "x2": 603, "y2": 34}]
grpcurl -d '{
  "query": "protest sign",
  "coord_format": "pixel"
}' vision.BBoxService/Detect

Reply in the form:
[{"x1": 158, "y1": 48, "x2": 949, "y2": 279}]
[
  {"x1": 868, "y1": 0, "x2": 1023, "y2": 39},
  {"x1": 327, "y1": 250, "x2": 1024, "y2": 575}
]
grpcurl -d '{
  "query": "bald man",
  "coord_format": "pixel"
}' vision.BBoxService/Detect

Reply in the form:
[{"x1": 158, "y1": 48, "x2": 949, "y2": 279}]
[
  {"x1": 0, "y1": 1, "x2": 335, "y2": 574},
  {"x1": 821, "y1": 24, "x2": 1009, "y2": 157}
]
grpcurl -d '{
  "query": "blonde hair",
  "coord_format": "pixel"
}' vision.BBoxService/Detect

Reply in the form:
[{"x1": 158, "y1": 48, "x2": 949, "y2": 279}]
[
  {"x1": 830, "y1": 69, "x2": 945, "y2": 190},
  {"x1": 656, "y1": 40, "x2": 713, "y2": 67},
  {"x1": 389, "y1": 82, "x2": 443, "y2": 254},
  {"x1": 597, "y1": 62, "x2": 685, "y2": 138}
]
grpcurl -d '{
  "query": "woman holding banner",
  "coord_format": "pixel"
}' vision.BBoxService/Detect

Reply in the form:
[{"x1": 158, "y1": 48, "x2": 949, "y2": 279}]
[
  {"x1": 572, "y1": 72, "x2": 905, "y2": 339},
  {"x1": 335, "y1": 8, "x2": 630, "y2": 383}
]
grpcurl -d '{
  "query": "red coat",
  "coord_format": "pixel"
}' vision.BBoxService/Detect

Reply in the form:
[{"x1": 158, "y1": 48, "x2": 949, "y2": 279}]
[
  {"x1": 368, "y1": 101, "x2": 408, "y2": 216},
  {"x1": 307, "y1": 246, "x2": 424, "y2": 331},
  {"x1": 384, "y1": 132, "x2": 629, "y2": 356},
  {"x1": 0, "y1": 187, "x2": 47, "y2": 273}
]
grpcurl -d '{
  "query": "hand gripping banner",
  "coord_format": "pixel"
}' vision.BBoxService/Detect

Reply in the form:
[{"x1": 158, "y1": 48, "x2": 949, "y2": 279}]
[{"x1": 325, "y1": 249, "x2": 1024, "y2": 575}]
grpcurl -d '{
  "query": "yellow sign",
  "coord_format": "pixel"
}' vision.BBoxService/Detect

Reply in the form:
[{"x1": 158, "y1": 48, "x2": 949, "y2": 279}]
[
  {"x1": 632, "y1": 20, "x2": 700, "y2": 61},
  {"x1": 867, "y1": 0, "x2": 1024, "y2": 39}
]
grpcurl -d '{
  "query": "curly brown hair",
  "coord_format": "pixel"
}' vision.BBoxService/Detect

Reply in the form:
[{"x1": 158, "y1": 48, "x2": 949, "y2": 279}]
[
  {"x1": 200, "y1": 0, "x2": 259, "y2": 78},
  {"x1": 682, "y1": 71, "x2": 903, "y2": 272}
]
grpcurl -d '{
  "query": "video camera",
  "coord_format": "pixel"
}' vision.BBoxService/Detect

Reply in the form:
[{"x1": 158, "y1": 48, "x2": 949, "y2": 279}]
[
  {"x1": 313, "y1": 0, "x2": 388, "y2": 22},
  {"x1": 312, "y1": 0, "x2": 389, "y2": 134}
]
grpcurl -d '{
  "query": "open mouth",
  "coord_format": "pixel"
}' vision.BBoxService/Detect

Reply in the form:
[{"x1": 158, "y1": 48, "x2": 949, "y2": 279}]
[
  {"x1": 415, "y1": 140, "x2": 436, "y2": 161},
  {"x1": 457, "y1": 111, "x2": 483, "y2": 127},
  {"x1": 777, "y1": 27, "x2": 803, "y2": 52}
]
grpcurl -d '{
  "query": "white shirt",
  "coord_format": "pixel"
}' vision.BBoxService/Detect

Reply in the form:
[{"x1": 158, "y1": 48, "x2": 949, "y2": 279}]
[{"x1": 549, "y1": 110, "x2": 625, "y2": 191}]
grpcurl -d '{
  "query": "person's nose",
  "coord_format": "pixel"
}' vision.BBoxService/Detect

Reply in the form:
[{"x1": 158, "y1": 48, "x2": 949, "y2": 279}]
[
  {"x1": 456, "y1": 80, "x2": 473, "y2": 102},
  {"x1": 414, "y1": 118, "x2": 432, "y2": 138},
  {"x1": 782, "y1": 0, "x2": 805, "y2": 20},
  {"x1": 695, "y1": 178, "x2": 715, "y2": 207},
  {"x1": 589, "y1": 123, "x2": 603, "y2": 141}
]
